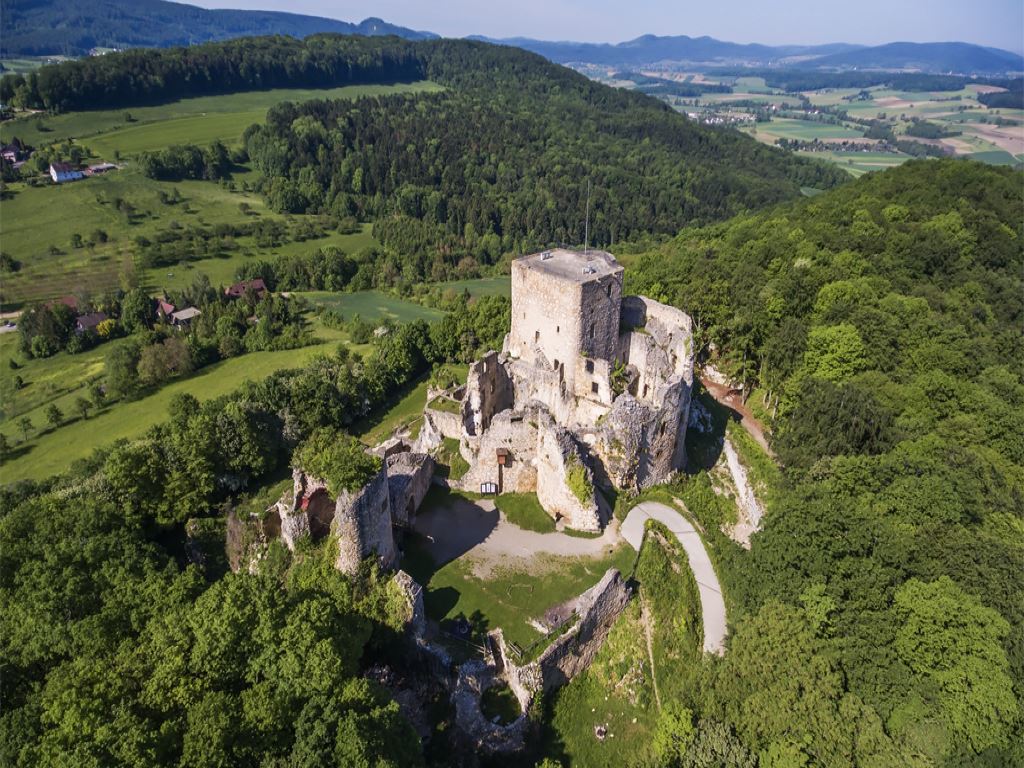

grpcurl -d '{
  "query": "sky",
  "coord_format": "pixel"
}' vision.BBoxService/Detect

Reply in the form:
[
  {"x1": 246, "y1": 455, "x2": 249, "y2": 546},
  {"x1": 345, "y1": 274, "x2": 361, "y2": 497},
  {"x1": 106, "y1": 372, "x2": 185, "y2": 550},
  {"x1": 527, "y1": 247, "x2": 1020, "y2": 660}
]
[{"x1": 191, "y1": 0, "x2": 1024, "y2": 51}]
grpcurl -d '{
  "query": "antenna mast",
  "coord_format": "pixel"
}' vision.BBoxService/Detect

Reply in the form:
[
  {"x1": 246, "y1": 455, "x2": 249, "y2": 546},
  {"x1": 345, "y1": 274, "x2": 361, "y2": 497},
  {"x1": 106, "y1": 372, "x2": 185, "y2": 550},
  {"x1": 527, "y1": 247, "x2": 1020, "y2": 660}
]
[{"x1": 584, "y1": 179, "x2": 591, "y2": 254}]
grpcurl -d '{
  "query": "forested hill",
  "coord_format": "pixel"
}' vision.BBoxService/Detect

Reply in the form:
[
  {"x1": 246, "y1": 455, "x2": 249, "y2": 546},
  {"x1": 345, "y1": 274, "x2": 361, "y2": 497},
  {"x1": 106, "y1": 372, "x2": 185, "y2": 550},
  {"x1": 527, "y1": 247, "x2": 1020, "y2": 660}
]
[
  {"x1": 628, "y1": 159, "x2": 1024, "y2": 765},
  {"x1": 238, "y1": 38, "x2": 847, "y2": 277},
  {"x1": 0, "y1": 0, "x2": 435, "y2": 56}
]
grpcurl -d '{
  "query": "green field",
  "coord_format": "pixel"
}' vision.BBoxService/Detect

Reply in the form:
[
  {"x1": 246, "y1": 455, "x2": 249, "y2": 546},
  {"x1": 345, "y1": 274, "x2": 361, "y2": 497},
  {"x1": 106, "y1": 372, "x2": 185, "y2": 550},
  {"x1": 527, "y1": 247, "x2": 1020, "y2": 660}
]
[
  {"x1": 1, "y1": 82, "x2": 442, "y2": 150},
  {"x1": 0, "y1": 321, "x2": 368, "y2": 481},
  {"x1": 798, "y1": 149, "x2": 910, "y2": 177},
  {"x1": 143, "y1": 224, "x2": 378, "y2": 295},
  {"x1": 0, "y1": 167, "x2": 382, "y2": 307},
  {"x1": 751, "y1": 117, "x2": 865, "y2": 140},
  {"x1": 299, "y1": 290, "x2": 444, "y2": 324},
  {"x1": 402, "y1": 488, "x2": 636, "y2": 650}
]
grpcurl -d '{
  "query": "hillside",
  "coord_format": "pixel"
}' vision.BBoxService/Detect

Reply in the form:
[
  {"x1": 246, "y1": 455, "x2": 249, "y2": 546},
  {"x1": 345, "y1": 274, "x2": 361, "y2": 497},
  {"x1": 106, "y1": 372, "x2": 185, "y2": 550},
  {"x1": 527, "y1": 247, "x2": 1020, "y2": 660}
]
[
  {"x1": 0, "y1": 0, "x2": 435, "y2": 56},
  {"x1": 472, "y1": 33, "x2": 862, "y2": 66},
  {"x1": 1, "y1": 35, "x2": 846, "y2": 270},
  {"x1": 621, "y1": 158, "x2": 1024, "y2": 765},
  {"x1": 809, "y1": 41, "x2": 1024, "y2": 74}
]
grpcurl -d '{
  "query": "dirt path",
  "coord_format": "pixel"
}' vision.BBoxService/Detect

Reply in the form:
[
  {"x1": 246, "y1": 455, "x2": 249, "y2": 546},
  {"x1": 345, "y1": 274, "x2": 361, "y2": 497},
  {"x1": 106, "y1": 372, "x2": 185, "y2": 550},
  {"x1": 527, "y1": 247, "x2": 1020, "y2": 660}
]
[
  {"x1": 700, "y1": 374, "x2": 775, "y2": 458},
  {"x1": 640, "y1": 592, "x2": 663, "y2": 710},
  {"x1": 621, "y1": 501, "x2": 727, "y2": 655},
  {"x1": 412, "y1": 495, "x2": 622, "y2": 577}
]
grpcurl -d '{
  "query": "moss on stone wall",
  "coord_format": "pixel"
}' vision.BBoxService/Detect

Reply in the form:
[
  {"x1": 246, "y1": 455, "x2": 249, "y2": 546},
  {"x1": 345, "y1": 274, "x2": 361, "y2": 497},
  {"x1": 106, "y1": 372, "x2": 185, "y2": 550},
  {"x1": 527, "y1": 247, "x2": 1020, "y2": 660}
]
[{"x1": 566, "y1": 456, "x2": 594, "y2": 506}]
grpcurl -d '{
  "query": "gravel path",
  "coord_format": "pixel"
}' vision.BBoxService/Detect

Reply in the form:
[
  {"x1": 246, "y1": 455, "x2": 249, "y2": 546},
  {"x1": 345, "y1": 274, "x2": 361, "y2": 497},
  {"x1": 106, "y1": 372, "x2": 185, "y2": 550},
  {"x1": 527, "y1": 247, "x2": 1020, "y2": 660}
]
[
  {"x1": 412, "y1": 494, "x2": 622, "y2": 568},
  {"x1": 620, "y1": 501, "x2": 727, "y2": 655}
]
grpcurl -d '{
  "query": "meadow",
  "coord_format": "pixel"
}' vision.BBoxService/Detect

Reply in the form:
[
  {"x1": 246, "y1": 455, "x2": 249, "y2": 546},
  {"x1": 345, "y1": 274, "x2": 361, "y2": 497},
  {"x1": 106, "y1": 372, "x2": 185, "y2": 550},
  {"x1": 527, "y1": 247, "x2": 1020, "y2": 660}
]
[
  {"x1": 401, "y1": 487, "x2": 637, "y2": 650},
  {"x1": 0, "y1": 81, "x2": 442, "y2": 149},
  {"x1": 0, "y1": 319, "x2": 369, "y2": 481},
  {"x1": 299, "y1": 290, "x2": 444, "y2": 324}
]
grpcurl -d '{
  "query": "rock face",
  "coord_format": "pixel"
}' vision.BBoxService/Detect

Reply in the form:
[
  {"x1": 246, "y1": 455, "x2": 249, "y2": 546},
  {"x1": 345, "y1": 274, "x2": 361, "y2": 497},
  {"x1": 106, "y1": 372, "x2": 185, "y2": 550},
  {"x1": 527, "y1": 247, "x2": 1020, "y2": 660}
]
[
  {"x1": 442, "y1": 249, "x2": 695, "y2": 528},
  {"x1": 266, "y1": 450, "x2": 436, "y2": 575}
]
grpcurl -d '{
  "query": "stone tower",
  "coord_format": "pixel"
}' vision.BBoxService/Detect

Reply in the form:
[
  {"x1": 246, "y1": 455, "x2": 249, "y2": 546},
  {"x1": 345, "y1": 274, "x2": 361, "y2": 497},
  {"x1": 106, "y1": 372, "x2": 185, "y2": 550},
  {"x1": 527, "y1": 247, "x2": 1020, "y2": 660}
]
[{"x1": 507, "y1": 249, "x2": 624, "y2": 422}]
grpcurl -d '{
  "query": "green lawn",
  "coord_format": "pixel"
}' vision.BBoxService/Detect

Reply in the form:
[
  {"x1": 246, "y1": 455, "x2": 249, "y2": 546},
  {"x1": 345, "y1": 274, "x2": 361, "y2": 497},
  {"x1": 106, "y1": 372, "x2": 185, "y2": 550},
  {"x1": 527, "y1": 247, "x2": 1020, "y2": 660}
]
[
  {"x1": 299, "y1": 290, "x2": 444, "y2": 324},
  {"x1": 0, "y1": 321, "x2": 365, "y2": 482},
  {"x1": 495, "y1": 492, "x2": 556, "y2": 533},
  {"x1": 402, "y1": 488, "x2": 635, "y2": 650},
  {"x1": 1, "y1": 82, "x2": 442, "y2": 150}
]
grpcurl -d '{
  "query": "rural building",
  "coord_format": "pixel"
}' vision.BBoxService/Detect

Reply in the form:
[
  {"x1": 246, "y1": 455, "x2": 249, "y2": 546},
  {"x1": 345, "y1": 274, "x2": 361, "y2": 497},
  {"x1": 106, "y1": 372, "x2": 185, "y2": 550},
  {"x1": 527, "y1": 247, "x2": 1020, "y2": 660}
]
[
  {"x1": 84, "y1": 162, "x2": 117, "y2": 175},
  {"x1": 156, "y1": 299, "x2": 175, "y2": 320},
  {"x1": 75, "y1": 312, "x2": 107, "y2": 334},
  {"x1": 49, "y1": 162, "x2": 84, "y2": 183},
  {"x1": 225, "y1": 278, "x2": 267, "y2": 298},
  {"x1": 170, "y1": 306, "x2": 201, "y2": 329}
]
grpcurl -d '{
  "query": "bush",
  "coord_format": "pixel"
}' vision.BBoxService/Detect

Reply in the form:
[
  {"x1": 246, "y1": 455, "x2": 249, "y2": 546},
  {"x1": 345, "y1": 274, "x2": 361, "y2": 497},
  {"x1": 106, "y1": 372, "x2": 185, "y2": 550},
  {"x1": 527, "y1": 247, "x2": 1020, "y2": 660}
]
[{"x1": 293, "y1": 429, "x2": 382, "y2": 495}]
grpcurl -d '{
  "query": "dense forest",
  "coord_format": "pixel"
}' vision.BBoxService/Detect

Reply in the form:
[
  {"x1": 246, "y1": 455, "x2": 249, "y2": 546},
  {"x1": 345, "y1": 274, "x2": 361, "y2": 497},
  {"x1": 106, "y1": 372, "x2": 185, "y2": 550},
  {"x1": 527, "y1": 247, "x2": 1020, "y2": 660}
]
[
  {"x1": 237, "y1": 39, "x2": 844, "y2": 278},
  {"x1": 626, "y1": 159, "x2": 1024, "y2": 766}
]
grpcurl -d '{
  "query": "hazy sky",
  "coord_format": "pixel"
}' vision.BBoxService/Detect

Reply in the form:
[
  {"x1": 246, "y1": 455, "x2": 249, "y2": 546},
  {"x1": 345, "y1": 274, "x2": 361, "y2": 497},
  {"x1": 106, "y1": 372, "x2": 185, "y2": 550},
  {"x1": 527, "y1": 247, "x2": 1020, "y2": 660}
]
[{"x1": 192, "y1": 0, "x2": 1024, "y2": 51}]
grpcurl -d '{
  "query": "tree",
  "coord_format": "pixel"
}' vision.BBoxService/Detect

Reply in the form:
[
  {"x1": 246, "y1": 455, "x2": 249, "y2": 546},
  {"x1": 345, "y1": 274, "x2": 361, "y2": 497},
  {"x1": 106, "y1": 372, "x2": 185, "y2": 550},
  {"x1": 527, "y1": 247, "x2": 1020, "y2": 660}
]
[
  {"x1": 90, "y1": 382, "x2": 105, "y2": 409},
  {"x1": 17, "y1": 415, "x2": 32, "y2": 442},
  {"x1": 120, "y1": 288, "x2": 153, "y2": 333},
  {"x1": 0, "y1": 432, "x2": 9, "y2": 456},
  {"x1": 75, "y1": 396, "x2": 91, "y2": 420},
  {"x1": 893, "y1": 577, "x2": 1018, "y2": 755},
  {"x1": 45, "y1": 403, "x2": 62, "y2": 429}
]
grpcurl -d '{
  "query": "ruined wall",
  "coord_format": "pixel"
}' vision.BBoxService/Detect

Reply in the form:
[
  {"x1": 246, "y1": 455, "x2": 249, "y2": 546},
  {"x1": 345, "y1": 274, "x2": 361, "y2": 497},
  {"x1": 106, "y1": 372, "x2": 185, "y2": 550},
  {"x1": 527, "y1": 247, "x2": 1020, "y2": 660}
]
[
  {"x1": 500, "y1": 569, "x2": 632, "y2": 706},
  {"x1": 386, "y1": 452, "x2": 435, "y2": 527},
  {"x1": 462, "y1": 351, "x2": 514, "y2": 436},
  {"x1": 458, "y1": 408, "x2": 540, "y2": 495},
  {"x1": 535, "y1": 423, "x2": 601, "y2": 531},
  {"x1": 333, "y1": 468, "x2": 396, "y2": 575},
  {"x1": 578, "y1": 273, "x2": 622, "y2": 362},
  {"x1": 596, "y1": 295, "x2": 695, "y2": 489}
]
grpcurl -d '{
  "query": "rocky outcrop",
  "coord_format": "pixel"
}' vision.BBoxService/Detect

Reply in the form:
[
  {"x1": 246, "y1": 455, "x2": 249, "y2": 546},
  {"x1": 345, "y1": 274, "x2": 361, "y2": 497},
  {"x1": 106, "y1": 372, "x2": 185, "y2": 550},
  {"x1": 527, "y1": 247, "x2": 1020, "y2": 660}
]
[{"x1": 536, "y1": 425, "x2": 601, "y2": 531}]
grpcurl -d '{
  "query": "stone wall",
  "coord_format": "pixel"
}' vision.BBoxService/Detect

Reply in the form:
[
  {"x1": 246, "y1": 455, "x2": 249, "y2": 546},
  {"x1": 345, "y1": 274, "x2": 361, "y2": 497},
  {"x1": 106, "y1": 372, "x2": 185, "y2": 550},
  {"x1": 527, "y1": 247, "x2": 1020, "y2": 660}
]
[
  {"x1": 499, "y1": 568, "x2": 632, "y2": 707},
  {"x1": 462, "y1": 351, "x2": 513, "y2": 436},
  {"x1": 458, "y1": 407, "x2": 540, "y2": 496},
  {"x1": 386, "y1": 452, "x2": 435, "y2": 527},
  {"x1": 535, "y1": 424, "x2": 601, "y2": 531},
  {"x1": 333, "y1": 468, "x2": 396, "y2": 575}
]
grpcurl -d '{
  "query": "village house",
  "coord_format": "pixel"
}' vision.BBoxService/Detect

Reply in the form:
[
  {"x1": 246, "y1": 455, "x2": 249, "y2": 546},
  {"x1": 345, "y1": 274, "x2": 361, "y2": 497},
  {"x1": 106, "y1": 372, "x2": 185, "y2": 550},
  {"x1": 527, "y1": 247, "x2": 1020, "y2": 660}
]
[
  {"x1": 156, "y1": 299, "x2": 176, "y2": 321},
  {"x1": 225, "y1": 278, "x2": 267, "y2": 299},
  {"x1": 49, "y1": 162, "x2": 84, "y2": 183},
  {"x1": 170, "y1": 307, "x2": 201, "y2": 329},
  {"x1": 75, "y1": 312, "x2": 107, "y2": 334}
]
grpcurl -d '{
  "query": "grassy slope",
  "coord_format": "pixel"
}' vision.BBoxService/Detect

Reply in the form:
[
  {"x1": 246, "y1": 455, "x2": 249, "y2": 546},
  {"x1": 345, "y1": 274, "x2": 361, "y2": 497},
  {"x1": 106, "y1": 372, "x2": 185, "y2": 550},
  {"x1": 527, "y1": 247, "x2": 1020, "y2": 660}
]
[
  {"x1": 0, "y1": 82, "x2": 443, "y2": 149},
  {"x1": 545, "y1": 524, "x2": 703, "y2": 766},
  {"x1": 0, "y1": 321, "x2": 369, "y2": 481},
  {"x1": 298, "y1": 291, "x2": 444, "y2": 323}
]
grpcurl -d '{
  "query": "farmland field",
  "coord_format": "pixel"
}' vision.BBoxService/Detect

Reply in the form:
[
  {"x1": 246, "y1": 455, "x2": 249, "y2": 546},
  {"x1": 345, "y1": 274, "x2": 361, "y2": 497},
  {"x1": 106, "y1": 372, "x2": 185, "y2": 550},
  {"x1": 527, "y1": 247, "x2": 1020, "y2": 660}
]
[
  {"x1": 299, "y1": 290, "x2": 444, "y2": 324},
  {"x1": 797, "y1": 149, "x2": 909, "y2": 177},
  {"x1": 747, "y1": 117, "x2": 865, "y2": 141}
]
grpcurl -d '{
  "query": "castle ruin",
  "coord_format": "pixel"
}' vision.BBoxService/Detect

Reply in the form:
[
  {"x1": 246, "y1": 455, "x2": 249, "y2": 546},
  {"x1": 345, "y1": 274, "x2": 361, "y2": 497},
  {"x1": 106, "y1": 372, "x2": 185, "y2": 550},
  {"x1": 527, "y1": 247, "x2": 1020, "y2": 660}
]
[{"x1": 422, "y1": 248, "x2": 695, "y2": 531}]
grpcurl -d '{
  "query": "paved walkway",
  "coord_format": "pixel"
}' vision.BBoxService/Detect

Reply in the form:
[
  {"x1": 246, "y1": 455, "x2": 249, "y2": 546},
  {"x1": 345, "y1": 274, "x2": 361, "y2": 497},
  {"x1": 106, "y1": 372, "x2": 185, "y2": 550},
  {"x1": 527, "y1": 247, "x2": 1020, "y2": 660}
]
[{"x1": 621, "y1": 501, "x2": 727, "y2": 655}]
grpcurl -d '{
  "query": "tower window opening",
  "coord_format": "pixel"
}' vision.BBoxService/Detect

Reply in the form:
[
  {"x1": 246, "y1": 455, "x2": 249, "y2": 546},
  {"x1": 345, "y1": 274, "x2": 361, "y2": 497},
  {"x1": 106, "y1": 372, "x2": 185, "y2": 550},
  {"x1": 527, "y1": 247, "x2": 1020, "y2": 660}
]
[
  {"x1": 591, "y1": 382, "x2": 599, "y2": 395},
  {"x1": 585, "y1": 359, "x2": 594, "y2": 374},
  {"x1": 535, "y1": 330, "x2": 540, "y2": 343}
]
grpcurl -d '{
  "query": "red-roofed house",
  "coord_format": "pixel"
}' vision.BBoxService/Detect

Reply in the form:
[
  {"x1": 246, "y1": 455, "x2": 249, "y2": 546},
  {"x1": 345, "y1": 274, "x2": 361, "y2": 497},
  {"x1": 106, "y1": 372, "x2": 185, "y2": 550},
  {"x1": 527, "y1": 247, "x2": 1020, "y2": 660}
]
[
  {"x1": 225, "y1": 278, "x2": 268, "y2": 299},
  {"x1": 157, "y1": 299, "x2": 175, "y2": 320}
]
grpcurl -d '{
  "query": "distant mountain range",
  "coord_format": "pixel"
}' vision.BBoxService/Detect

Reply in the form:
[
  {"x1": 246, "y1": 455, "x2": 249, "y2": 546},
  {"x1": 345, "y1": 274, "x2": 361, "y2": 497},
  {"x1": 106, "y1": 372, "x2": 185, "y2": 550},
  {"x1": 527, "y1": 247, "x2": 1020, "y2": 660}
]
[
  {"x1": 475, "y1": 35, "x2": 1024, "y2": 75},
  {"x1": 2, "y1": 0, "x2": 1021, "y2": 77},
  {"x1": 1, "y1": 0, "x2": 435, "y2": 57},
  {"x1": 468, "y1": 35, "x2": 864, "y2": 66}
]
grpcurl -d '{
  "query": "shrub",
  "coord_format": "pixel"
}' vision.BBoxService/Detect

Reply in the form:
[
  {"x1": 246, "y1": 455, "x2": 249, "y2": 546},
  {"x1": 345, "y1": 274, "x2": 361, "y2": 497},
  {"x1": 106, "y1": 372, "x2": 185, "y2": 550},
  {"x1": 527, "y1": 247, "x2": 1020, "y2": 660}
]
[
  {"x1": 565, "y1": 456, "x2": 593, "y2": 506},
  {"x1": 294, "y1": 429, "x2": 381, "y2": 495}
]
